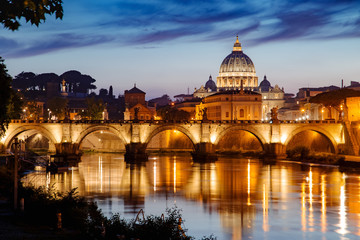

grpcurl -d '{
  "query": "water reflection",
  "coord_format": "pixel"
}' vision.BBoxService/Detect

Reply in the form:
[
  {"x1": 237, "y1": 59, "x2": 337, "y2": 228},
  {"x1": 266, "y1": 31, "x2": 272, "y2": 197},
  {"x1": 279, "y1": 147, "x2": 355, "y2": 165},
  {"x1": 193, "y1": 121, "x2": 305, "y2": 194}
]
[{"x1": 22, "y1": 153, "x2": 360, "y2": 239}]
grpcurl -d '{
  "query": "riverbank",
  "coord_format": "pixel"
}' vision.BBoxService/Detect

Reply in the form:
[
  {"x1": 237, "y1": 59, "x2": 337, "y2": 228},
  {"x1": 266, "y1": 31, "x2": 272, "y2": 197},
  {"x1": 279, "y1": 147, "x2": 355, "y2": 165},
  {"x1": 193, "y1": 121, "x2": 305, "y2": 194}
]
[{"x1": 0, "y1": 201, "x2": 82, "y2": 240}]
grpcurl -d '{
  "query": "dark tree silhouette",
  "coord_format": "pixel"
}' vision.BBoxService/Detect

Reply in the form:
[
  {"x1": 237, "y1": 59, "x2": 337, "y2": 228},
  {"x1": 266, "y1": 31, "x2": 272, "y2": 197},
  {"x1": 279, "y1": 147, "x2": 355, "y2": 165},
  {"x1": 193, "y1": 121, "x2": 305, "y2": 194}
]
[
  {"x1": 310, "y1": 88, "x2": 360, "y2": 119},
  {"x1": 0, "y1": 57, "x2": 13, "y2": 137},
  {"x1": 47, "y1": 97, "x2": 68, "y2": 120},
  {"x1": 157, "y1": 106, "x2": 190, "y2": 121},
  {"x1": 78, "y1": 98, "x2": 105, "y2": 120},
  {"x1": 109, "y1": 85, "x2": 113, "y2": 98},
  {"x1": 12, "y1": 72, "x2": 36, "y2": 90},
  {"x1": 0, "y1": 0, "x2": 63, "y2": 30},
  {"x1": 60, "y1": 70, "x2": 96, "y2": 94},
  {"x1": 99, "y1": 88, "x2": 108, "y2": 97}
]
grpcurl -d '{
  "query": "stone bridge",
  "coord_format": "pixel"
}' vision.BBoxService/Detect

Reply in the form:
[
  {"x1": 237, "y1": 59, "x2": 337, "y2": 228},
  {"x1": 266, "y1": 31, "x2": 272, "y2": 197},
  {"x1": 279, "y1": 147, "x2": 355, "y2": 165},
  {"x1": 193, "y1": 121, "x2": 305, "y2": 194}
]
[{"x1": 1, "y1": 119, "x2": 358, "y2": 161}]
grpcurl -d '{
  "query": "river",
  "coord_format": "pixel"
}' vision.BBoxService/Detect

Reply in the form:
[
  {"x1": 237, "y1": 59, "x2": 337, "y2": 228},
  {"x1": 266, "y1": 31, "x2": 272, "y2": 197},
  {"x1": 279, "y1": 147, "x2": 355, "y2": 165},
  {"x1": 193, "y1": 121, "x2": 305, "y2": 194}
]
[{"x1": 22, "y1": 153, "x2": 360, "y2": 239}]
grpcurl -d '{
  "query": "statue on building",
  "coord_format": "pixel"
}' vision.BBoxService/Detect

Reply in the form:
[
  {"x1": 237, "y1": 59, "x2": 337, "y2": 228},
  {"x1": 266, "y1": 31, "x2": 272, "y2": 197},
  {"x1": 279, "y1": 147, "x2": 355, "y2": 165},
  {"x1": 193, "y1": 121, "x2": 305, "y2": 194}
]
[
  {"x1": 134, "y1": 107, "x2": 140, "y2": 122},
  {"x1": 270, "y1": 107, "x2": 279, "y2": 123}
]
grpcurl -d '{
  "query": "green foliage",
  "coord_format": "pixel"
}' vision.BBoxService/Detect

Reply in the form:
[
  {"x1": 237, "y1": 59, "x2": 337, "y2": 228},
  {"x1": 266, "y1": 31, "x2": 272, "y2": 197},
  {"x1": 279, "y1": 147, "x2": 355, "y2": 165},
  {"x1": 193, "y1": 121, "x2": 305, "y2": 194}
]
[
  {"x1": 0, "y1": 57, "x2": 13, "y2": 137},
  {"x1": 79, "y1": 97, "x2": 105, "y2": 120},
  {"x1": 47, "y1": 97, "x2": 68, "y2": 120},
  {"x1": 20, "y1": 185, "x2": 106, "y2": 231},
  {"x1": 104, "y1": 207, "x2": 192, "y2": 240},
  {"x1": 24, "y1": 100, "x2": 42, "y2": 120},
  {"x1": 157, "y1": 106, "x2": 190, "y2": 121},
  {"x1": 16, "y1": 184, "x2": 217, "y2": 239},
  {"x1": 286, "y1": 146, "x2": 344, "y2": 165},
  {"x1": 7, "y1": 90, "x2": 23, "y2": 119},
  {"x1": 286, "y1": 146, "x2": 310, "y2": 159},
  {"x1": 0, "y1": 0, "x2": 63, "y2": 31}
]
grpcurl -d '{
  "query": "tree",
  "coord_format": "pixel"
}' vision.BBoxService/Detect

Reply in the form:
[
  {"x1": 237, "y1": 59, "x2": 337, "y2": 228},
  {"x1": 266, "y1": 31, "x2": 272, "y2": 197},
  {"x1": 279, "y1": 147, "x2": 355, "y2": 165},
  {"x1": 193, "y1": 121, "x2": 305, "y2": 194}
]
[
  {"x1": 108, "y1": 85, "x2": 114, "y2": 98},
  {"x1": 309, "y1": 88, "x2": 360, "y2": 119},
  {"x1": 0, "y1": 57, "x2": 13, "y2": 137},
  {"x1": 99, "y1": 88, "x2": 108, "y2": 97},
  {"x1": 157, "y1": 106, "x2": 190, "y2": 121},
  {"x1": 78, "y1": 98, "x2": 105, "y2": 120},
  {"x1": 0, "y1": 0, "x2": 63, "y2": 31},
  {"x1": 7, "y1": 91, "x2": 23, "y2": 120},
  {"x1": 1, "y1": 0, "x2": 64, "y2": 135},
  {"x1": 23, "y1": 101, "x2": 42, "y2": 120},
  {"x1": 47, "y1": 97, "x2": 68, "y2": 120},
  {"x1": 12, "y1": 72, "x2": 36, "y2": 90},
  {"x1": 60, "y1": 70, "x2": 96, "y2": 94}
]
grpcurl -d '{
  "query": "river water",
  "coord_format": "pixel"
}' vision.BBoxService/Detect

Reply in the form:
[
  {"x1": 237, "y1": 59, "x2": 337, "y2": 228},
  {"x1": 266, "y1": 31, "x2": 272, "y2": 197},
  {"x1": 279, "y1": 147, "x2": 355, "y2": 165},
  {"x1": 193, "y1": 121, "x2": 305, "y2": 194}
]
[{"x1": 22, "y1": 153, "x2": 360, "y2": 239}]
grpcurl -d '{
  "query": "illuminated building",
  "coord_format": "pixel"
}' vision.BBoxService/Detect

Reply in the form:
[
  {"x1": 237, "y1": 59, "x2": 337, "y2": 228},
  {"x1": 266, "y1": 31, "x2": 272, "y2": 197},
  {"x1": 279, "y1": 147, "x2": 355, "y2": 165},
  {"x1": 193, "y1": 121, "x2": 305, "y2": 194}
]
[
  {"x1": 193, "y1": 75, "x2": 217, "y2": 98},
  {"x1": 258, "y1": 76, "x2": 285, "y2": 120},
  {"x1": 124, "y1": 84, "x2": 156, "y2": 120},
  {"x1": 196, "y1": 88, "x2": 262, "y2": 121},
  {"x1": 217, "y1": 36, "x2": 258, "y2": 91}
]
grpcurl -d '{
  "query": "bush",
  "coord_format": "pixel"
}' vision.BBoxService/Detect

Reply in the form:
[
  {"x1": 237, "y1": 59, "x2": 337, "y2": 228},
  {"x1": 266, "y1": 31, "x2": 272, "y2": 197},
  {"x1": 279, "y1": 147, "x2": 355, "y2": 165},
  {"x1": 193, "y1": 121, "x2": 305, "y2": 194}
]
[
  {"x1": 104, "y1": 207, "x2": 192, "y2": 240},
  {"x1": 18, "y1": 185, "x2": 214, "y2": 239},
  {"x1": 20, "y1": 185, "x2": 106, "y2": 234},
  {"x1": 286, "y1": 146, "x2": 310, "y2": 159}
]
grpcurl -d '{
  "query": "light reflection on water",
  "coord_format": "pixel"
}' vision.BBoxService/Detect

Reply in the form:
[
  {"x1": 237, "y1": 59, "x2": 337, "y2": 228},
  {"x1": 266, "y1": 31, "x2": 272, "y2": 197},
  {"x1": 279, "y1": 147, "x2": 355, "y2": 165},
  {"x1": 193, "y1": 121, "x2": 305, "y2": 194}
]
[{"x1": 22, "y1": 153, "x2": 360, "y2": 239}]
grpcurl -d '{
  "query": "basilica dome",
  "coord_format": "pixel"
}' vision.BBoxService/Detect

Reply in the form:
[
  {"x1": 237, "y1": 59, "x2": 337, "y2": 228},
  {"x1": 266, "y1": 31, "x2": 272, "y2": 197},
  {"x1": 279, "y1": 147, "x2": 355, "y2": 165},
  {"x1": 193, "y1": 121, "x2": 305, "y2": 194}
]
[
  {"x1": 219, "y1": 49, "x2": 255, "y2": 73},
  {"x1": 217, "y1": 37, "x2": 258, "y2": 91}
]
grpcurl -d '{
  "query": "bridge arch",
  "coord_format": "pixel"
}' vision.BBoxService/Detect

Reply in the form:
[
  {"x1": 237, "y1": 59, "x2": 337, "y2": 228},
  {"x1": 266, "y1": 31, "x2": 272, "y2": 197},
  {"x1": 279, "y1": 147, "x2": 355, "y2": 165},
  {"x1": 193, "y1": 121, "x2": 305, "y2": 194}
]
[
  {"x1": 145, "y1": 125, "x2": 196, "y2": 149},
  {"x1": 284, "y1": 126, "x2": 338, "y2": 153},
  {"x1": 213, "y1": 125, "x2": 267, "y2": 149},
  {"x1": 75, "y1": 125, "x2": 127, "y2": 146},
  {"x1": 4, "y1": 125, "x2": 58, "y2": 149}
]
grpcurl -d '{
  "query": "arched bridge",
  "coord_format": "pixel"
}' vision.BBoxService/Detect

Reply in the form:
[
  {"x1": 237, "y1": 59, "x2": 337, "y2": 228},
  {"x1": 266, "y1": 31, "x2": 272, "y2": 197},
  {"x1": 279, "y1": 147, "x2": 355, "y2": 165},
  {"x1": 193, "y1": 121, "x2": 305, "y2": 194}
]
[{"x1": 2, "y1": 119, "x2": 358, "y2": 161}]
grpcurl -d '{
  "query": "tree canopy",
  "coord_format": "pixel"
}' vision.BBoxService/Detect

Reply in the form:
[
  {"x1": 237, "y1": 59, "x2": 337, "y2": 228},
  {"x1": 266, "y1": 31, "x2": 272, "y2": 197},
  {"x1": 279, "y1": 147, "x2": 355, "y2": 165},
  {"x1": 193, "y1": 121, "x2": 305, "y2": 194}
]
[
  {"x1": 12, "y1": 70, "x2": 97, "y2": 94},
  {"x1": 60, "y1": 70, "x2": 97, "y2": 93},
  {"x1": 0, "y1": 57, "x2": 13, "y2": 137},
  {"x1": 309, "y1": 88, "x2": 360, "y2": 111},
  {"x1": 0, "y1": 0, "x2": 63, "y2": 30},
  {"x1": 47, "y1": 97, "x2": 68, "y2": 120},
  {"x1": 78, "y1": 98, "x2": 105, "y2": 120},
  {"x1": 157, "y1": 106, "x2": 190, "y2": 121}
]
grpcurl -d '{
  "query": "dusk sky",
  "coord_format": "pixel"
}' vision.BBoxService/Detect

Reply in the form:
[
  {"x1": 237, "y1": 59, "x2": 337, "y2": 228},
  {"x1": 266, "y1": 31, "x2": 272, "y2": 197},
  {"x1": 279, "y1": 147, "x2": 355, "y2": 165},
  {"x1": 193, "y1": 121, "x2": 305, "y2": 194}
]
[{"x1": 1, "y1": 0, "x2": 360, "y2": 99}]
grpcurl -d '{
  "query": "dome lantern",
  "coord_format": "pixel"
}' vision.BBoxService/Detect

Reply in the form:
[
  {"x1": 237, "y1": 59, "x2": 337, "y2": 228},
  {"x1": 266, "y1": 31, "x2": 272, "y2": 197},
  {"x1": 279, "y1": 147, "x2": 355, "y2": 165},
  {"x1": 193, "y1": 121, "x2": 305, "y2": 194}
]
[{"x1": 233, "y1": 36, "x2": 242, "y2": 52}]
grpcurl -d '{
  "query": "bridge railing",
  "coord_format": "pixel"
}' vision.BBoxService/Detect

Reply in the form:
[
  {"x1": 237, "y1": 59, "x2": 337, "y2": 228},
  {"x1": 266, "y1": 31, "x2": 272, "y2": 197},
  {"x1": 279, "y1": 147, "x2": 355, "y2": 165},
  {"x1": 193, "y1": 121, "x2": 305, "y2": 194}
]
[{"x1": 10, "y1": 119, "x2": 343, "y2": 124}]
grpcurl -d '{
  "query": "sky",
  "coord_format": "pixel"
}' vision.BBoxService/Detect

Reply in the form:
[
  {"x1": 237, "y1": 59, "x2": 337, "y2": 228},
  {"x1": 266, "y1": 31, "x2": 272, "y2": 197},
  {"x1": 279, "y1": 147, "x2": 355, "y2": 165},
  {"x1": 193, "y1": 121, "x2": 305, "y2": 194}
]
[{"x1": 1, "y1": 0, "x2": 360, "y2": 99}]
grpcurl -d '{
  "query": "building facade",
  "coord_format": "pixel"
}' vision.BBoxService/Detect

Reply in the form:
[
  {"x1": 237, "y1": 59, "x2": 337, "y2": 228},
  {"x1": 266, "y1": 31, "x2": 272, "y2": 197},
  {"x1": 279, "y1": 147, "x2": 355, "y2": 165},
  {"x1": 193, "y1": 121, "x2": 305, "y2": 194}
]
[{"x1": 196, "y1": 89, "x2": 262, "y2": 121}]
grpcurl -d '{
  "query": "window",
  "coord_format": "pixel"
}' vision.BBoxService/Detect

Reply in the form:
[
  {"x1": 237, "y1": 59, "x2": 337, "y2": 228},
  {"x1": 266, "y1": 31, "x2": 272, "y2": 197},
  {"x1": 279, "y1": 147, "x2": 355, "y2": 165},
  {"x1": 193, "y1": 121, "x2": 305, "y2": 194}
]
[
  {"x1": 240, "y1": 109, "x2": 244, "y2": 117},
  {"x1": 226, "y1": 112, "x2": 229, "y2": 118}
]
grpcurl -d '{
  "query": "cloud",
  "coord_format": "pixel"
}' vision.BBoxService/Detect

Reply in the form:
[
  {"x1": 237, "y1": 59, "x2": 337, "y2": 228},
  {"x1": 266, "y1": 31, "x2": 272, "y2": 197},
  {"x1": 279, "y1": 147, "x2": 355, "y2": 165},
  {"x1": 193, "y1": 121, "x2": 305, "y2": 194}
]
[
  {"x1": 6, "y1": 33, "x2": 114, "y2": 58},
  {"x1": 132, "y1": 26, "x2": 212, "y2": 44},
  {"x1": 0, "y1": 37, "x2": 19, "y2": 53},
  {"x1": 3, "y1": 0, "x2": 360, "y2": 57}
]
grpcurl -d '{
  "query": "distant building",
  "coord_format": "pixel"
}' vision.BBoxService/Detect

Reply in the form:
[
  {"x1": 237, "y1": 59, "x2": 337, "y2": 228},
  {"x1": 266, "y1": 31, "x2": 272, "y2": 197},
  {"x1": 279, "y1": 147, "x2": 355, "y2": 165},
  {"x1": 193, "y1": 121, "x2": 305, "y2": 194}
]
[
  {"x1": 193, "y1": 75, "x2": 217, "y2": 98},
  {"x1": 258, "y1": 75, "x2": 285, "y2": 120},
  {"x1": 124, "y1": 84, "x2": 156, "y2": 120}
]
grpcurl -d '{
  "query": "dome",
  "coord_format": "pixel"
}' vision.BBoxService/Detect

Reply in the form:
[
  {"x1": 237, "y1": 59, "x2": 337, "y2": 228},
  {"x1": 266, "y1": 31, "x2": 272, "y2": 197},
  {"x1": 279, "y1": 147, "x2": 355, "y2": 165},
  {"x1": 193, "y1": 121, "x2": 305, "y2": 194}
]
[
  {"x1": 259, "y1": 75, "x2": 271, "y2": 92},
  {"x1": 205, "y1": 75, "x2": 217, "y2": 92},
  {"x1": 217, "y1": 36, "x2": 258, "y2": 91},
  {"x1": 219, "y1": 51, "x2": 256, "y2": 74}
]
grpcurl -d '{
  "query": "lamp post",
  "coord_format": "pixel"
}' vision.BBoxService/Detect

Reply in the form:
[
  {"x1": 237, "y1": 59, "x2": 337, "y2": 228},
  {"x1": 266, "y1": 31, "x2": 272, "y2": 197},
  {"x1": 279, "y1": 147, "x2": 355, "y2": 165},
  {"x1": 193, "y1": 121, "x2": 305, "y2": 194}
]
[{"x1": 13, "y1": 138, "x2": 19, "y2": 210}]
